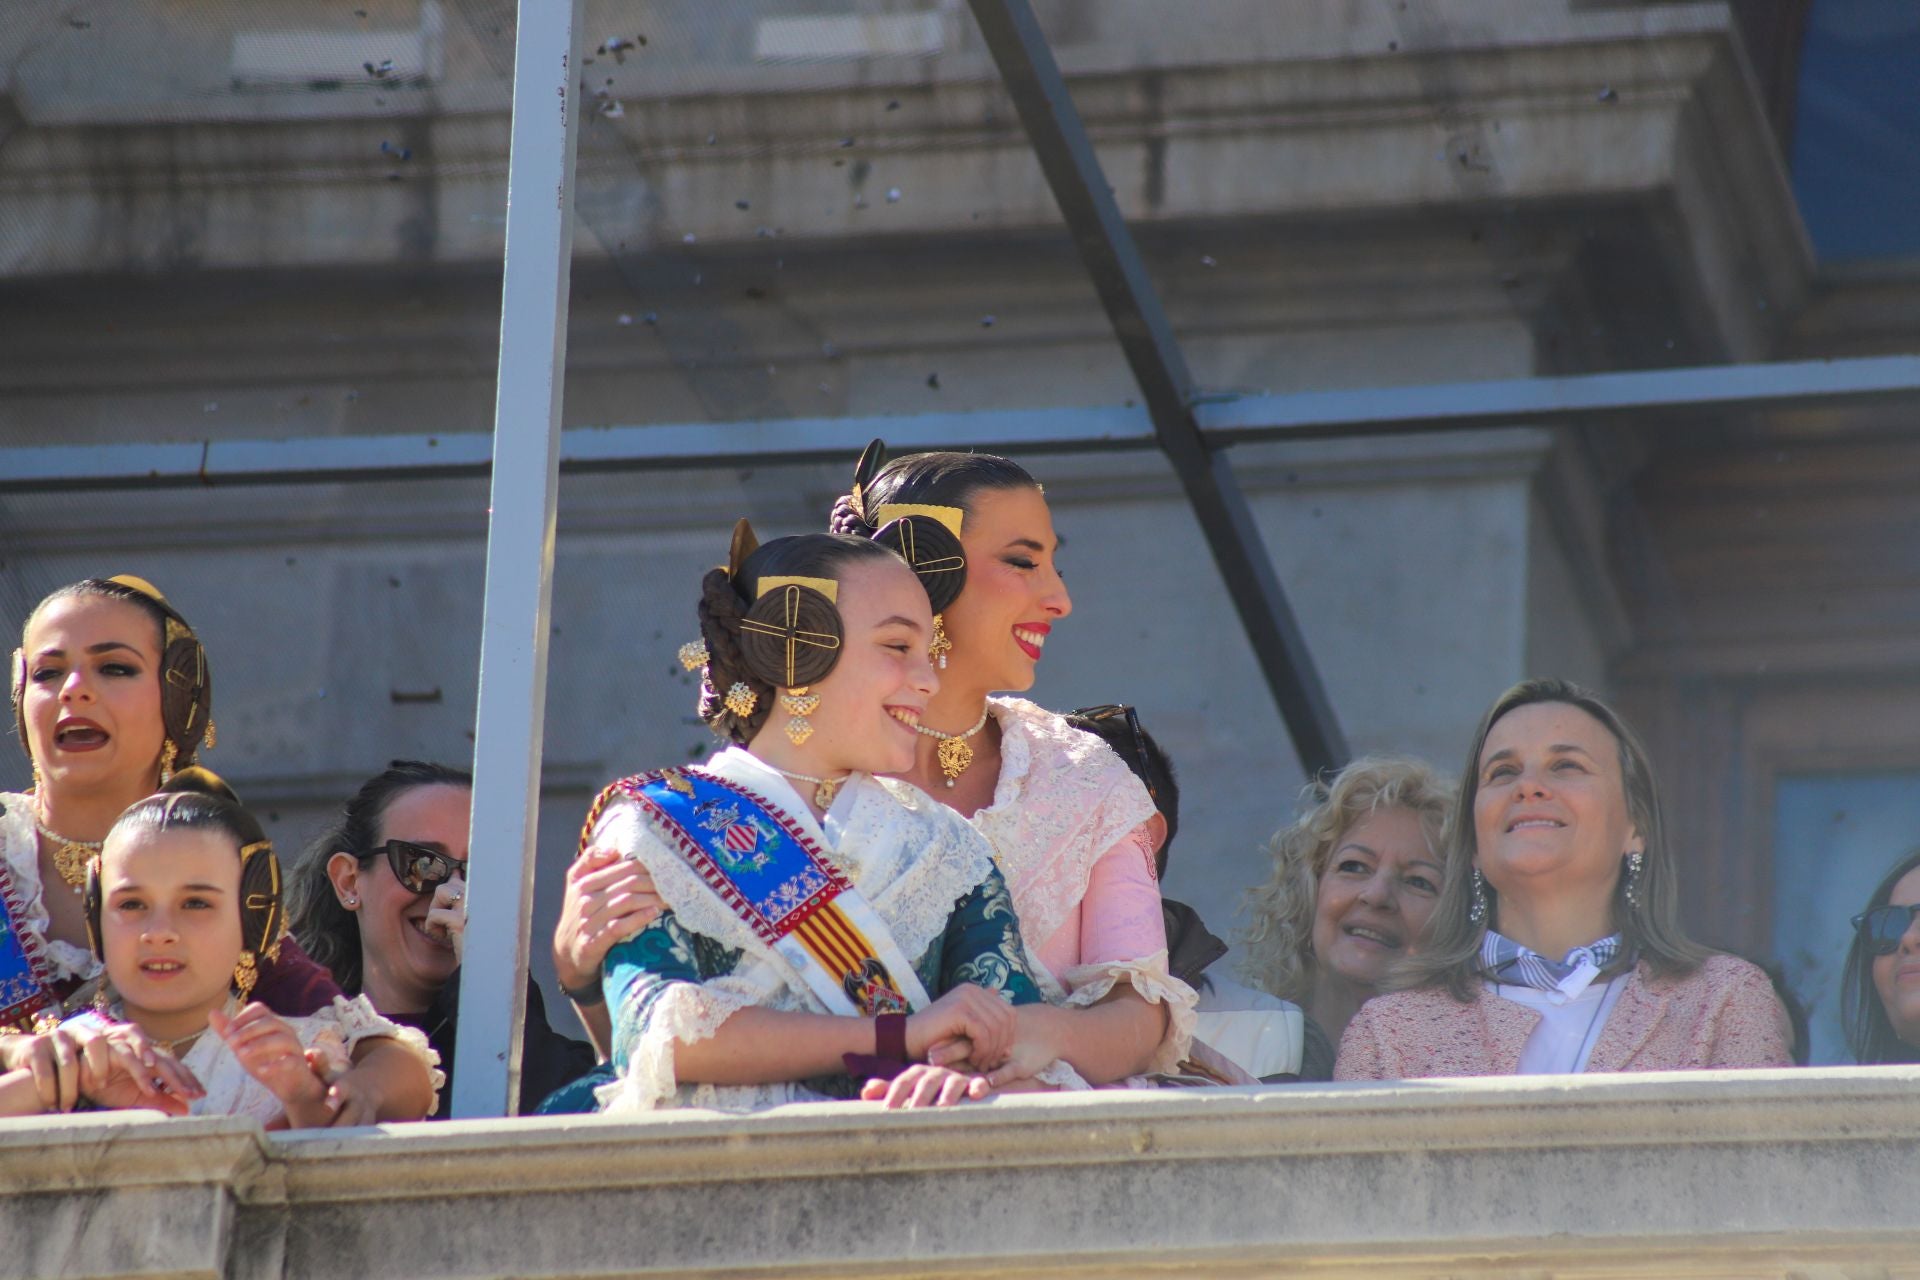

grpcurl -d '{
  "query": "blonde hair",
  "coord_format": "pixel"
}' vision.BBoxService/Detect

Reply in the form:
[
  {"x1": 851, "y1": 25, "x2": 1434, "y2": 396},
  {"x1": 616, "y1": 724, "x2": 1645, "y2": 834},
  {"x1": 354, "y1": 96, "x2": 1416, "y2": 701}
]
[{"x1": 1238, "y1": 756, "x2": 1452, "y2": 1005}]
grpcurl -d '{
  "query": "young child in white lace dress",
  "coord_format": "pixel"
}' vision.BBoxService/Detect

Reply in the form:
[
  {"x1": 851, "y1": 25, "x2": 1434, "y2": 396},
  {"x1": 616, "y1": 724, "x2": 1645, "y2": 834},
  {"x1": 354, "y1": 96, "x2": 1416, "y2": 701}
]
[{"x1": 41, "y1": 770, "x2": 439, "y2": 1127}]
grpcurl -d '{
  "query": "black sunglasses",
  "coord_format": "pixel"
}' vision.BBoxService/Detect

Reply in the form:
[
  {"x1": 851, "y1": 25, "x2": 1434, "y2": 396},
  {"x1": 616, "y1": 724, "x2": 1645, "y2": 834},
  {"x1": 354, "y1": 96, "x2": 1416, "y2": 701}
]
[
  {"x1": 1853, "y1": 904, "x2": 1920, "y2": 956},
  {"x1": 1070, "y1": 703, "x2": 1160, "y2": 802},
  {"x1": 367, "y1": 839, "x2": 467, "y2": 896}
]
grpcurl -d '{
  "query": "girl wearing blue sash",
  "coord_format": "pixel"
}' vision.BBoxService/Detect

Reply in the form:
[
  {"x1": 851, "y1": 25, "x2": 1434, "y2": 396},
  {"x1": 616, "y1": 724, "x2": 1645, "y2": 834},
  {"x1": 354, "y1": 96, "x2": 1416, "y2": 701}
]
[{"x1": 589, "y1": 524, "x2": 1057, "y2": 1112}]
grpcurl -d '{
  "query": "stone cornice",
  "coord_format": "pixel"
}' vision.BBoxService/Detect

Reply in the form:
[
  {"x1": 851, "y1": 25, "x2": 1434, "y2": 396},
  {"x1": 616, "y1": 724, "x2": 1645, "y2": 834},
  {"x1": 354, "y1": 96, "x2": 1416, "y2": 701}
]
[
  {"x1": 1, "y1": 4, "x2": 1808, "y2": 324},
  {"x1": 4, "y1": 1069, "x2": 1918, "y2": 1278},
  {"x1": 264, "y1": 1066, "x2": 1920, "y2": 1200}
]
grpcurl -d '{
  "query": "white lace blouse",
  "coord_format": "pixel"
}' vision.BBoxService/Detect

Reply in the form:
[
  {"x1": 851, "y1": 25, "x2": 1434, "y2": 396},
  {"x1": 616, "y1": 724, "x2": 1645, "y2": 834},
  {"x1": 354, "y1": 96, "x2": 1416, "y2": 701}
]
[{"x1": 71, "y1": 994, "x2": 442, "y2": 1125}]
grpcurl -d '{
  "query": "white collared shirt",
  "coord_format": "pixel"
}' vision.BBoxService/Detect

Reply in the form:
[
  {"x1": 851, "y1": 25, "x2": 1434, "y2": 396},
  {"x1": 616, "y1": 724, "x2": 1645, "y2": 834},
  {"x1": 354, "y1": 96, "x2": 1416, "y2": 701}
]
[{"x1": 1491, "y1": 975, "x2": 1627, "y2": 1074}]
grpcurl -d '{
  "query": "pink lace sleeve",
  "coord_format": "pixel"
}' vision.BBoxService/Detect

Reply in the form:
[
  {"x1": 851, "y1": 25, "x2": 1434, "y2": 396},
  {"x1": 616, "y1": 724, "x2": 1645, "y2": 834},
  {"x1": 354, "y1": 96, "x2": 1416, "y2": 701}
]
[
  {"x1": 1048, "y1": 822, "x2": 1196, "y2": 1074},
  {"x1": 1076, "y1": 824, "x2": 1168, "y2": 968},
  {"x1": 1032, "y1": 823, "x2": 1164, "y2": 975}
]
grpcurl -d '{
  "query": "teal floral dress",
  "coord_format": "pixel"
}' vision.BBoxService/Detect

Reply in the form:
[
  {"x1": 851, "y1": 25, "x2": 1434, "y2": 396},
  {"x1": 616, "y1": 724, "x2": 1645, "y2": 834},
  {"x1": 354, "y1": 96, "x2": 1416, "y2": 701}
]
[{"x1": 545, "y1": 749, "x2": 1048, "y2": 1114}]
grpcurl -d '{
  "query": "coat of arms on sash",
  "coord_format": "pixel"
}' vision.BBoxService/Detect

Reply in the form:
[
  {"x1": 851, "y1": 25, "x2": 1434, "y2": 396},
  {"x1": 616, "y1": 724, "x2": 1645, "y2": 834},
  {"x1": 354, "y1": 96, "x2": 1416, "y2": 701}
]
[{"x1": 605, "y1": 767, "x2": 932, "y2": 1019}]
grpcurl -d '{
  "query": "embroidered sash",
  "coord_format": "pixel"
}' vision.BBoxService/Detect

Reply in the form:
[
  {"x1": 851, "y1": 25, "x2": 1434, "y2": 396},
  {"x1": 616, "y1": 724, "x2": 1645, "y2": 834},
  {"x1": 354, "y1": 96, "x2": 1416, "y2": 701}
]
[
  {"x1": 608, "y1": 768, "x2": 932, "y2": 1017},
  {"x1": 0, "y1": 816, "x2": 63, "y2": 1028}
]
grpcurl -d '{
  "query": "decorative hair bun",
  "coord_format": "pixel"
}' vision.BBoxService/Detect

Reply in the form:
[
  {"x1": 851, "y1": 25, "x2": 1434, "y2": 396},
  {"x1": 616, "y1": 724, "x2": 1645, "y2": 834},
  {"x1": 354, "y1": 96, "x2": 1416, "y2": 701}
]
[
  {"x1": 107, "y1": 575, "x2": 215, "y2": 770},
  {"x1": 737, "y1": 582, "x2": 845, "y2": 689},
  {"x1": 872, "y1": 514, "x2": 966, "y2": 614},
  {"x1": 839, "y1": 439, "x2": 970, "y2": 609}
]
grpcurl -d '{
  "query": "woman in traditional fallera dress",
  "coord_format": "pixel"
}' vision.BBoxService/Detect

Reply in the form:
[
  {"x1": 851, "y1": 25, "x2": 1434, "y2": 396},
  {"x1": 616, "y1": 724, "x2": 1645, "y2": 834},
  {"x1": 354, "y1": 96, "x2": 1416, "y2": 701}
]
[
  {"x1": 591, "y1": 524, "x2": 1058, "y2": 1113},
  {"x1": 825, "y1": 442, "x2": 1196, "y2": 1086},
  {"x1": 0, "y1": 576, "x2": 440, "y2": 1118}
]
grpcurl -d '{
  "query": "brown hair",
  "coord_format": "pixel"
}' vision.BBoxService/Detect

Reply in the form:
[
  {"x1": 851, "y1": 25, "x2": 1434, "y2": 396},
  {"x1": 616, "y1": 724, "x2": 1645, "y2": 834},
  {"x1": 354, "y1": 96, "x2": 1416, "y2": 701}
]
[
  {"x1": 1391, "y1": 677, "x2": 1709, "y2": 1002},
  {"x1": 14, "y1": 576, "x2": 213, "y2": 775},
  {"x1": 697, "y1": 533, "x2": 902, "y2": 745},
  {"x1": 1841, "y1": 847, "x2": 1920, "y2": 1064}
]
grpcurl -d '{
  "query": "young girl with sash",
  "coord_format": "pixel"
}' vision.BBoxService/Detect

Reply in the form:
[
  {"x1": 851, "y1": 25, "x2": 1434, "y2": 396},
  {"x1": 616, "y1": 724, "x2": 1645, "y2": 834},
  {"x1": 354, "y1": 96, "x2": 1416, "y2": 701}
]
[
  {"x1": 50, "y1": 770, "x2": 439, "y2": 1125},
  {"x1": 0, "y1": 576, "x2": 426, "y2": 1119},
  {"x1": 590, "y1": 525, "x2": 1058, "y2": 1113}
]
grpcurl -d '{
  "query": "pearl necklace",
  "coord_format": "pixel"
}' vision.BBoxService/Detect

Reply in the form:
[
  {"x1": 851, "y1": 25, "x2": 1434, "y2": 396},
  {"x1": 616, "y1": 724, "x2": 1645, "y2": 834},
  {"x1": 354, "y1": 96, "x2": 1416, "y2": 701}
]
[
  {"x1": 31, "y1": 803, "x2": 101, "y2": 896},
  {"x1": 771, "y1": 766, "x2": 854, "y2": 810},
  {"x1": 914, "y1": 706, "x2": 991, "y2": 788}
]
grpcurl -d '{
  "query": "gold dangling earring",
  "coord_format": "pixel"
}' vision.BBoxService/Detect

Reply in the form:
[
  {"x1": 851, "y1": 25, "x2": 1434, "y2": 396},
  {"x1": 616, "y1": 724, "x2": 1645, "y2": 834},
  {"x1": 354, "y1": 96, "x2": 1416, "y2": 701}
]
[
  {"x1": 232, "y1": 951, "x2": 258, "y2": 1003},
  {"x1": 781, "y1": 686, "x2": 820, "y2": 745},
  {"x1": 30, "y1": 759, "x2": 42, "y2": 795},
  {"x1": 203, "y1": 719, "x2": 217, "y2": 751},
  {"x1": 928, "y1": 614, "x2": 952, "y2": 671},
  {"x1": 158, "y1": 739, "x2": 178, "y2": 787}
]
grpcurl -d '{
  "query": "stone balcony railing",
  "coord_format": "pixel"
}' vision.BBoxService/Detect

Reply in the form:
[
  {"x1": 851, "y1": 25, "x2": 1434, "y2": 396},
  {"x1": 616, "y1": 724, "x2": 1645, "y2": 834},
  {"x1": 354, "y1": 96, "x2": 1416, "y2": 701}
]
[{"x1": 6, "y1": 1066, "x2": 1919, "y2": 1278}]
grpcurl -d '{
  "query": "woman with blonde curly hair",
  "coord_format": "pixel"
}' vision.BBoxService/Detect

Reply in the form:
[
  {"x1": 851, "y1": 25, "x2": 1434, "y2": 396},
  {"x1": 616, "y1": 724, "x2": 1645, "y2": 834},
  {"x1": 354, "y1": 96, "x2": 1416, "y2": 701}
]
[{"x1": 1239, "y1": 756, "x2": 1451, "y2": 1078}]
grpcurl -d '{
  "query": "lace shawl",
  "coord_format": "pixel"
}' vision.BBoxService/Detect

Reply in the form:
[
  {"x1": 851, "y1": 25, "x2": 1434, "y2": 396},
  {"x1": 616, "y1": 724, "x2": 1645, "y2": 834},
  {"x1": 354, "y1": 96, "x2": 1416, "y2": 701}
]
[
  {"x1": 970, "y1": 699, "x2": 1161, "y2": 955},
  {"x1": 0, "y1": 791, "x2": 100, "y2": 985},
  {"x1": 595, "y1": 748, "x2": 999, "y2": 1113}
]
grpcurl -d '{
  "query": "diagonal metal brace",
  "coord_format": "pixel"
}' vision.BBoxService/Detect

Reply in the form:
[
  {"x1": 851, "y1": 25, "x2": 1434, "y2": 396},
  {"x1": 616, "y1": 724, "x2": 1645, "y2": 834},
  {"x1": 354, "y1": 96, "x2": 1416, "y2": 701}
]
[{"x1": 966, "y1": 0, "x2": 1349, "y2": 776}]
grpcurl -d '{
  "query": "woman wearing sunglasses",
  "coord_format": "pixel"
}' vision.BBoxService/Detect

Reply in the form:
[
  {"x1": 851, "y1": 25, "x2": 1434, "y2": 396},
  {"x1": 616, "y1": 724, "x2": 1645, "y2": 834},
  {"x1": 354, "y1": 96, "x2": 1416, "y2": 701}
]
[
  {"x1": 1337, "y1": 678, "x2": 1791, "y2": 1080},
  {"x1": 1840, "y1": 849, "x2": 1920, "y2": 1064},
  {"x1": 286, "y1": 760, "x2": 595, "y2": 1117}
]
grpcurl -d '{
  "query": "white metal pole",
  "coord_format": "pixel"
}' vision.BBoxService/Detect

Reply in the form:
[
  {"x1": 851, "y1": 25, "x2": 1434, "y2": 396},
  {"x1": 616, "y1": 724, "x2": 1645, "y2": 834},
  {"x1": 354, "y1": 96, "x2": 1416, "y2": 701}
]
[{"x1": 451, "y1": 0, "x2": 583, "y2": 1119}]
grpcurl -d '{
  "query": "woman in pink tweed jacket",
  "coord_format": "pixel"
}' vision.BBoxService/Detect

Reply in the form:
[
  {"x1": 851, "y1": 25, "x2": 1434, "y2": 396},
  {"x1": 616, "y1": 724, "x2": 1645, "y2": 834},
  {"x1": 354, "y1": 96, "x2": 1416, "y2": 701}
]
[{"x1": 1336, "y1": 679, "x2": 1790, "y2": 1080}]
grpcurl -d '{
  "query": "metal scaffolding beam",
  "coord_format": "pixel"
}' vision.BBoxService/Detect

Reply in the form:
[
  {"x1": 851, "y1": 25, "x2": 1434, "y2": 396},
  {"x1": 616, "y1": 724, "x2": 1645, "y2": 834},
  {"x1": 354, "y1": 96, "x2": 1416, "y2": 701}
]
[
  {"x1": 450, "y1": 0, "x2": 584, "y2": 1120},
  {"x1": 965, "y1": 0, "x2": 1349, "y2": 777},
  {"x1": 7, "y1": 356, "x2": 1920, "y2": 495}
]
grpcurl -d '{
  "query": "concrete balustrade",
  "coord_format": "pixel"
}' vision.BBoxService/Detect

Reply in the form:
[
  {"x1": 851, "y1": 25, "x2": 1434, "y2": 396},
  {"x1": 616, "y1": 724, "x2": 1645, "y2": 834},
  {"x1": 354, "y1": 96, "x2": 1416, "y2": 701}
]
[{"x1": 3, "y1": 1067, "x2": 1917, "y2": 1278}]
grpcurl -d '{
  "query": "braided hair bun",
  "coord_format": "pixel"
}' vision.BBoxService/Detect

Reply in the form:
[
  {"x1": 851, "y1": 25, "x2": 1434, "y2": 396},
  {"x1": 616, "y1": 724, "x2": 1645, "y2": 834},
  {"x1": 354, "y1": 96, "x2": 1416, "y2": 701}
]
[
  {"x1": 827, "y1": 492, "x2": 875, "y2": 538},
  {"x1": 697, "y1": 567, "x2": 774, "y2": 745},
  {"x1": 693, "y1": 526, "x2": 902, "y2": 745}
]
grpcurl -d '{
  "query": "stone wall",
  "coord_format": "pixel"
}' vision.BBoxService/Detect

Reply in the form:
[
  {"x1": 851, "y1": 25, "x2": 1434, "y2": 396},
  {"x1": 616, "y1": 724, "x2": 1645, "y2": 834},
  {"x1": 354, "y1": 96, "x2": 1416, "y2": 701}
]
[{"x1": 3, "y1": 1069, "x2": 1917, "y2": 1278}]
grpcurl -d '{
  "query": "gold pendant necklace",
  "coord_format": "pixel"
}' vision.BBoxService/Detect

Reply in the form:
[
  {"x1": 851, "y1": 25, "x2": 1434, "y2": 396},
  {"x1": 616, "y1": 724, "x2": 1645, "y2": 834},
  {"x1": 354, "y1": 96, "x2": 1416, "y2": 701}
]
[
  {"x1": 32, "y1": 807, "x2": 101, "y2": 896},
  {"x1": 771, "y1": 766, "x2": 853, "y2": 810},
  {"x1": 914, "y1": 706, "x2": 991, "y2": 788}
]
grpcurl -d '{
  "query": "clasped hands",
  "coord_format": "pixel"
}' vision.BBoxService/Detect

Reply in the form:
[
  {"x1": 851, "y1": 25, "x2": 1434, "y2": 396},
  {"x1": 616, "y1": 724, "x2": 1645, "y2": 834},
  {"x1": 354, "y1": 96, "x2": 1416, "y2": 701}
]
[{"x1": 862, "y1": 984, "x2": 1052, "y2": 1109}]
